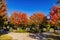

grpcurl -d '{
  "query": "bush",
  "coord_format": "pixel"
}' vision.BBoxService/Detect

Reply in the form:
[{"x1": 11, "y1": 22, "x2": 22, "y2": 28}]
[
  {"x1": 14, "y1": 27, "x2": 27, "y2": 33},
  {"x1": 29, "y1": 28, "x2": 40, "y2": 33},
  {"x1": 0, "y1": 35, "x2": 12, "y2": 40},
  {"x1": 9, "y1": 27, "x2": 13, "y2": 32}
]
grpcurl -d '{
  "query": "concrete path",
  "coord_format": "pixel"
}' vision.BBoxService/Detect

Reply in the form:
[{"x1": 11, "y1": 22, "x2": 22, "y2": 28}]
[{"x1": 7, "y1": 32, "x2": 39, "y2": 40}]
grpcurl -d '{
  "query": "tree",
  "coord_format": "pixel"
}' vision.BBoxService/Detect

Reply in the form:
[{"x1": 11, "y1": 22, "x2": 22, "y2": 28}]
[
  {"x1": 49, "y1": 6, "x2": 58, "y2": 26},
  {"x1": 49, "y1": 6, "x2": 60, "y2": 33},
  {"x1": 30, "y1": 13, "x2": 45, "y2": 30},
  {"x1": 21, "y1": 13, "x2": 28, "y2": 27},
  {"x1": 9, "y1": 12, "x2": 28, "y2": 28},
  {"x1": 0, "y1": 0, "x2": 7, "y2": 29}
]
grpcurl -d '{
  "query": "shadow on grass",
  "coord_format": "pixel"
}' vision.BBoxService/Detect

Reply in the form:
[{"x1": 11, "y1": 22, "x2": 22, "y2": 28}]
[
  {"x1": 0, "y1": 31, "x2": 9, "y2": 36},
  {"x1": 29, "y1": 33, "x2": 40, "y2": 40},
  {"x1": 29, "y1": 32, "x2": 60, "y2": 40}
]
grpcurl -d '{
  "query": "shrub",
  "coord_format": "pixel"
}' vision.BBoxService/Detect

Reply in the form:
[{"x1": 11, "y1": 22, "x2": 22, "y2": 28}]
[
  {"x1": 14, "y1": 27, "x2": 27, "y2": 33},
  {"x1": 9, "y1": 27, "x2": 13, "y2": 32}
]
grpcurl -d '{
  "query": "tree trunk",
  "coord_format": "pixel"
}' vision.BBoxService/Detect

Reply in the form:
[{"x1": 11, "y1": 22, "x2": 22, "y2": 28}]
[
  {"x1": 57, "y1": 27, "x2": 59, "y2": 34},
  {"x1": 36, "y1": 25, "x2": 39, "y2": 32}
]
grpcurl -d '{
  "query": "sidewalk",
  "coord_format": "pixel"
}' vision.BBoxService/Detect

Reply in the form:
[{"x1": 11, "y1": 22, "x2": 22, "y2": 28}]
[{"x1": 7, "y1": 32, "x2": 39, "y2": 40}]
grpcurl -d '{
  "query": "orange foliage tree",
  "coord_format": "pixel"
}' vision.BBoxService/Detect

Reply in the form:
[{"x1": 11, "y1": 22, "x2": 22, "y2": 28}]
[
  {"x1": 9, "y1": 12, "x2": 28, "y2": 27},
  {"x1": 49, "y1": 6, "x2": 60, "y2": 28},
  {"x1": 49, "y1": 6, "x2": 58, "y2": 25},
  {"x1": 30, "y1": 13, "x2": 45, "y2": 30}
]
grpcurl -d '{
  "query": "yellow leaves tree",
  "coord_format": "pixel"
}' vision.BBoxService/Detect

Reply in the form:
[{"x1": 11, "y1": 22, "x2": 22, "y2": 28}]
[{"x1": 0, "y1": 0, "x2": 7, "y2": 27}]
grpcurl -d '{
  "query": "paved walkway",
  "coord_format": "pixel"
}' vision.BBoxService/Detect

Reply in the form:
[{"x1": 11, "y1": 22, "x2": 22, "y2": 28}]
[{"x1": 7, "y1": 32, "x2": 39, "y2": 40}]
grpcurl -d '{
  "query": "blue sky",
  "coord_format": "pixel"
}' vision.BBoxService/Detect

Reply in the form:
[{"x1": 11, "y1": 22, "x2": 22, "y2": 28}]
[{"x1": 7, "y1": 0, "x2": 57, "y2": 17}]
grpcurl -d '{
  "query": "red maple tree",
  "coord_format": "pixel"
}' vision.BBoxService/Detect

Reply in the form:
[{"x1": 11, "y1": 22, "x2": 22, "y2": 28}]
[
  {"x1": 9, "y1": 12, "x2": 28, "y2": 27},
  {"x1": 49, "y1": 6, "x2": 60, "y2": 25}
]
